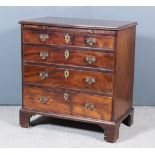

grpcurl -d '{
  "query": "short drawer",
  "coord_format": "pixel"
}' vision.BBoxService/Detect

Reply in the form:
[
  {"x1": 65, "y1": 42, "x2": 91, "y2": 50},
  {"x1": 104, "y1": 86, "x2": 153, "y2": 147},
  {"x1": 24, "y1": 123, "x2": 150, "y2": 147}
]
[
  {"x1": 23, "y1": 45, "x2": 115, "y2": 70},
  {"x1": 23, "y1": 30, "x2": 115, "y2": 50},
  {"x1": 71, "y1": 92, "x2": 112, "y2": 121},
  {"x1": 23, "y1": 87, "x2": 70, "y2": 115},
  {"x1": 23, "y1": 65, "x2": 114, "y2": 94},
  {"x1": 23, "y1": 87, "x2": 112, "y2": 121}
]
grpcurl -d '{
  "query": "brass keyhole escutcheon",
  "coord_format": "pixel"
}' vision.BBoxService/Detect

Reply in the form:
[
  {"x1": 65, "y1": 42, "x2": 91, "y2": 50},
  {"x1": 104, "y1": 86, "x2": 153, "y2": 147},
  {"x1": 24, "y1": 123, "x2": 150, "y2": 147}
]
[
  {"x1": 64, "y1": 50, "x2": 70, "y2": 60},
  {"x1": 64, "y1": 92, "x2": 69, "y2": 102},
  {"x1": 64, "y1": 33, "x2": 70, "y2": 44},
  {"x1": 64, "y1": 69, "x2": 69, "y2": 79}
]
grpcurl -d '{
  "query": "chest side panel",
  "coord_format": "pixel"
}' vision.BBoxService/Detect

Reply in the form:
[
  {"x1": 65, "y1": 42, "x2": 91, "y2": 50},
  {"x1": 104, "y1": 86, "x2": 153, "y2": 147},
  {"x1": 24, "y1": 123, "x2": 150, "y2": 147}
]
[{"x1": 113, "y1": 26, "x2": 136, "y2": 121}]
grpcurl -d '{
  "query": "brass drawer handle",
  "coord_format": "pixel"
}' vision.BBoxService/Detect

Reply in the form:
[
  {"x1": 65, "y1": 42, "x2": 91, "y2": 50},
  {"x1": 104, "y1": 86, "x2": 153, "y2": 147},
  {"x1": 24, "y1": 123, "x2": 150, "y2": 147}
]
[
  {"x1": 85, "y1": 77, "x2": 96, "y2": 85},
  {"x1": 40, "y1": 96, "x2": 48, "y2": 104},
  {"x1": 85, "y1": 103, "x2": 95, "y2": 110},
  {"x1": 86, "y1": 56, "x2": 96, "y2": 64},
  {"x1": 64, "y1": 92, "x2": 69, "y2": 102},
  {"x1": 40, "y1": 51, "x2": 49, "y2": 60},
  {"x1": 64, "y1": 33, "x2": 70, "y2": 44},
  {"x1": 86, "y1": 38, "x2": 96, "y2": 46},
  {"x1": 64, "y1": 50, "x2": 70, "y2": 60},
  {"x1": 64, "y1": 69, "x2": 69, "y2": 79},
  {"x1": 39, "y1": 72, "x2": 48, "y2": 80},
  {"x1": 39, "y1": 34, "x2": 49, "y2": 42}
]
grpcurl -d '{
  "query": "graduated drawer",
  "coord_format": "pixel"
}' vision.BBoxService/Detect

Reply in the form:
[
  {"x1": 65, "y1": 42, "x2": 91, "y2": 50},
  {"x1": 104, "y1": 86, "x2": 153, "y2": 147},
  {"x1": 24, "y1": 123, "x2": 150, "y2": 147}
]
[
  {"x1": 71, "y1": 91, "x2": 112, "y2": 121},
  {"x1": 23, "y1": 45, "x2": 114, "y2": 70},
  {"x1": 23, "y1": 30, "x2": 115, "y2": 50},
  {"x1": 23, "y1": 86, "x2": 70, "y2": 115},
  {"x1": 23, "y1": 87, "x2": 112, "y2": 121},
  {"x1": 23, "y1": 65, "x2": 114, "y2": 94}
]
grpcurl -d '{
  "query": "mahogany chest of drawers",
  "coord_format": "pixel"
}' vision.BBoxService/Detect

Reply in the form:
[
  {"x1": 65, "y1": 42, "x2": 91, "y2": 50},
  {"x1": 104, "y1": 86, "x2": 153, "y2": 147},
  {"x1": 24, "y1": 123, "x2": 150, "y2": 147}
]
[{"x1": 19, "y1": 17, "x2": 137, "y2": 142}]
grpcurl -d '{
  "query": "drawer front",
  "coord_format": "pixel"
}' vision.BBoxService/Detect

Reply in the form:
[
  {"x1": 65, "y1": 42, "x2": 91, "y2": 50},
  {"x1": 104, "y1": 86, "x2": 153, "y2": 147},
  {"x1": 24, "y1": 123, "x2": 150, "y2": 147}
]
[
  {"x1": 23, "y1": 87, "x2": 112, "y2": 121},
  {"x1": 71, "y1": 92, "x2": 112, "y2": 121},
  {"x1": 23, "y1": 24, "x2": 116, "y2": 35},
  {"x1": 23, "y1": 30, "x2": 115, "y2": 49},
  {"x1": 23, "y1": 86, "x2": 70, "y2": 114},
  {"x1": 23, "y1": 65, "x2": 114, "y2": 94},
  {"x1": 23, "y1": 45, "x2": 114, "y2": 70}
]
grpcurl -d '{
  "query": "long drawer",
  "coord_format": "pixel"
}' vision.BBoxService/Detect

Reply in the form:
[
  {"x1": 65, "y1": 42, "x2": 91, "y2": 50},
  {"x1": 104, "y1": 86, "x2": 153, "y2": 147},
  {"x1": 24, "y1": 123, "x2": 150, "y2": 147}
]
[
  {"x1": 23, "y1": 30, "x2": 115, "y2": 50},
  {"x1": 23, "y1": 64, "x2": 114, "y2": 94},
  {"x1": 23, "y1": 45, "x2": 115, "y2": 70},
  {"x1": 23, "y1": 87, "x2": 112, "y2": 121}
]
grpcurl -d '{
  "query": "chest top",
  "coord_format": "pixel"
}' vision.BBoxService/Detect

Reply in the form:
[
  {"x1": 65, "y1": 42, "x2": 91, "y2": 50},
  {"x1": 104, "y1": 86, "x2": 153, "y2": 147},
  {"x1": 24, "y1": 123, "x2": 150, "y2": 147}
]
[{"x1": 19, "y1": 16, "x2": 137, "y2": 30}]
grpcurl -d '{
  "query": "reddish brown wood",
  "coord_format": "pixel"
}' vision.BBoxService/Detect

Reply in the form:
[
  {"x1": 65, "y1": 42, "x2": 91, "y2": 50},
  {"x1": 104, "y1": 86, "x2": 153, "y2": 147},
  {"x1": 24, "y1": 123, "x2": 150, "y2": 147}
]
[
  {"x1": 19, "y1": 17, "x2": 137, "y2": 143},
  {"x1": 74, "y1": 35, "x2": 115, "y2": 49},
  {"x1": 19, "y1": 16, "x2": 137, "y2": 30},
  {"x1": 23, "y1": 87, "x2": 71, "y2": 115},
  {"x1": 23, "y1": 30, "x2": 115, "y2": 50},
  {"x1": 99, "y1": 107, "x2": 134, "y2": 142},
  {"x1": 23, "y1": 24, "x2": 116, "y2": 35},
  {"x1": 23, "y1": 64, "x2": 114, "y2": 94},
  {"x1": 23, "y1": 45, "x2": 115, "y2": 70},
  {"x1": 71, "y1": 92, "x2": 112, "y2": 121},
  {"x1": 122, "y1": 108, "x2": 134, "y2": 126},
  {"x1": 101, "y1": 123, "x2": 120, "y2": 143},
  {"x1": 113, "y1": 26, "x2": 136, "y2": 121},
  {"x1": 23, "y1": 87, "x2": 112, "y2": 121},
  {"x1": 19, "y1": 109, "x2": 34, "y2": 128}
]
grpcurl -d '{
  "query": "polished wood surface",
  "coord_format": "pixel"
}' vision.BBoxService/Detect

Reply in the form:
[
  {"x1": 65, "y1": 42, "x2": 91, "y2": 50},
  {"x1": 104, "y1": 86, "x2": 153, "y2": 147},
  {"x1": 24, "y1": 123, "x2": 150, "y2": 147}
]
[
  {"x1": 20, "y1": 17, "x2": 137, "y2": 143},
  {"x1": 23, "y1": 30, "x2": 115, "y2": 49},
  {"x1": 23, "y1": 64, "x2": 114, "y2": 94},
  {"x1": 23, "y1": 45, "x2": 115, "y2": 70},
  {"x1": 23, "y1": 87, "x2": 112, "y2": 121},
  {"x1": 24, "y1": 87, "x2": 70, "y2": 115},
  {"x1": 19, "y1": 16, "x2": 137, "y2": 30},
  {"x1": 71, "y1": 92, "x2": 112, "y2": 121},
  {"x1": 23, "y1": 24, "x2": 116, "y2": 35},
  {"x1": 113, "y1": 26, "x2": 136, "y2": 121}
]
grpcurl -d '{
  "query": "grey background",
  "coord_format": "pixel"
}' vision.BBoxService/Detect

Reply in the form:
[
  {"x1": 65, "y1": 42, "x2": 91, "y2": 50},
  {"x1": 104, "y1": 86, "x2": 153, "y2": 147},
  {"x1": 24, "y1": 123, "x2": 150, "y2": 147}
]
[{"x1": 0, "y1": 6, "x2": 154, "y2": 106}]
